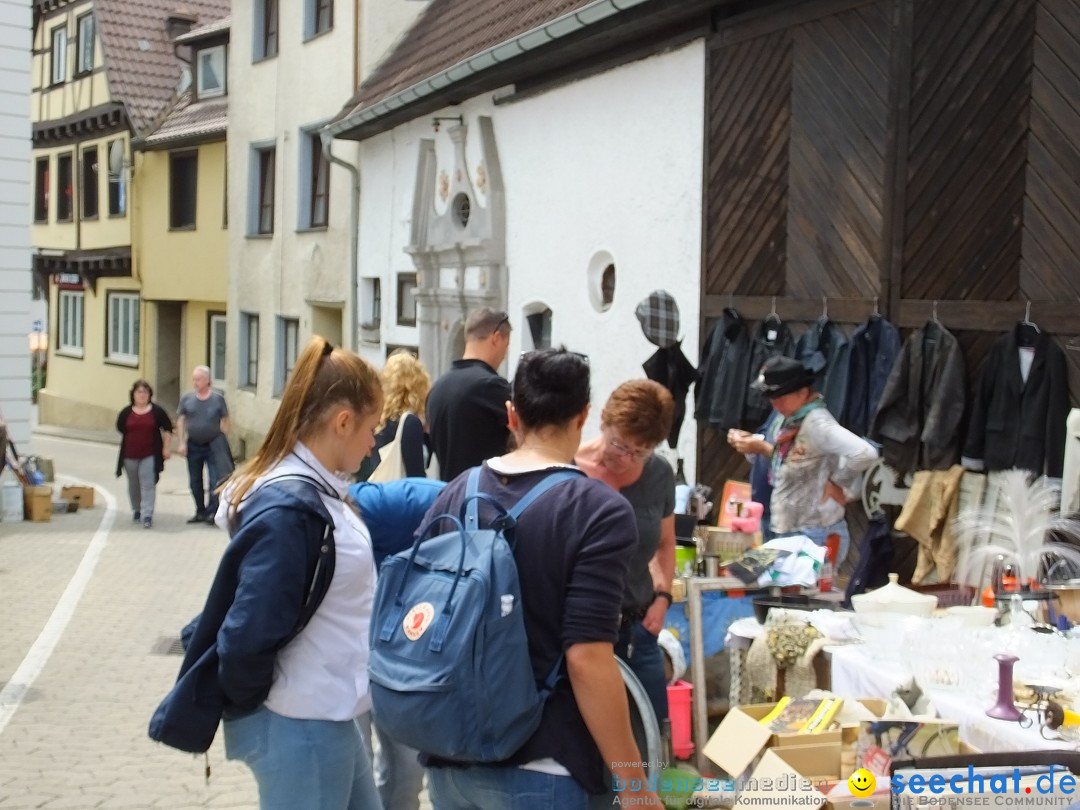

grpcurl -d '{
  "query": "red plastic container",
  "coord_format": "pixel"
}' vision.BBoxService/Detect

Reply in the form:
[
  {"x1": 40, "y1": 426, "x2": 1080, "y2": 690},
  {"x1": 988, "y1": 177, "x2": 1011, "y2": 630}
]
[{"x1": 667, "y1": 680, "x2": 694, "y2": 759}]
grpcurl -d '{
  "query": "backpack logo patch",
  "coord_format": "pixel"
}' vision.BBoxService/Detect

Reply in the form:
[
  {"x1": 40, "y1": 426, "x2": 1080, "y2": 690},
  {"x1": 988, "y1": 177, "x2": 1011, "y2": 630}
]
[{"x1": 403, "y1": 602, "x2": 435, "y2": 640}]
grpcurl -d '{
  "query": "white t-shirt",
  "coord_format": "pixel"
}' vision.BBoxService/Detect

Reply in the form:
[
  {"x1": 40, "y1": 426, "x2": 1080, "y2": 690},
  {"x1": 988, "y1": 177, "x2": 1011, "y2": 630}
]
[{"x1": 216, "y1": 442, "x2": 377, "y2": 721}]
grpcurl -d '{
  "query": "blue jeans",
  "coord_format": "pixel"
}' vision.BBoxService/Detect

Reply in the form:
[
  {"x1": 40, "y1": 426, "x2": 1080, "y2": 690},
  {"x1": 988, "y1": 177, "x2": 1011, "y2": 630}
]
[
  {"x1": 775, "y1": 519, "x2": 851, "y2": 566},
  {"x1": 223, "y1": 706, "x2": 382, "y2": 810},
  {"x1": 614, "y1": 620, "x2": 668, "y2": 725},
  {"x1": 427, "y1": 764, "x2": 587, "y2": 810},
  {"x1": 358, "y1": 712, "x2": 424, "y2": 810},
  {"x1": 186, "y1": 440, "x2": 222, "y2": 517}
]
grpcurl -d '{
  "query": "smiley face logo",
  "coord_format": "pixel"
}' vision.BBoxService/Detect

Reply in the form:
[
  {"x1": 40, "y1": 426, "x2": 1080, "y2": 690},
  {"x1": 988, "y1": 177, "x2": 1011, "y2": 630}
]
[
  {"x1": 848, "y1": 768, "x2": 876, "y2": 798},
  {"x1": 402, "y1": 602, "x2": 435, "y2": 641}
]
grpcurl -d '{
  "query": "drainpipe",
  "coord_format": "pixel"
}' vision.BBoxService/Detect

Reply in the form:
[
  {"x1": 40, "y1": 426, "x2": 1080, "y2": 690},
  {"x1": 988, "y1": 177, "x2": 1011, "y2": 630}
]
[{"x1": 320, "y1": 131, "x2": 360, "y2": 352}]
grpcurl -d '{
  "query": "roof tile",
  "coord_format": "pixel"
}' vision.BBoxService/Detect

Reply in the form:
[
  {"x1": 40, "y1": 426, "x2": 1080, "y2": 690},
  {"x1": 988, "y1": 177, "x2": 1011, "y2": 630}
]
[{"x1": 337, "y1": 0, "x2": 594, "y2": 123}]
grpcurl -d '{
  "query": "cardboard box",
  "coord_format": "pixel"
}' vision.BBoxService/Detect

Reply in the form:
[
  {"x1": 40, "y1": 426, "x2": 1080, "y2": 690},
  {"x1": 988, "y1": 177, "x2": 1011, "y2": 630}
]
[
  {"x1": 60, "y1": 485, "x2": 94, "y2": 509},
  {"x1": 23, "y1": 485, "x2": 52, "y2": 522}
]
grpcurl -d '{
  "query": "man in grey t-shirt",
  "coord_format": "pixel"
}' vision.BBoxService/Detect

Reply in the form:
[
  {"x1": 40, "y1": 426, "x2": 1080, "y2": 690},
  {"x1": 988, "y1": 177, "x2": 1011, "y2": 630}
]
[{"x1": 176, "y1": 365, "x2": 230, "y2": 524}]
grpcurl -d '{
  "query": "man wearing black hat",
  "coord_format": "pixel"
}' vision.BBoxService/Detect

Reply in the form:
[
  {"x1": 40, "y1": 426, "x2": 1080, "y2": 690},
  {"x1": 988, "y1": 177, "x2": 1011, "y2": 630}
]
[{"x1": 731, "y1": 356, "x2": 878, "y2": 564}]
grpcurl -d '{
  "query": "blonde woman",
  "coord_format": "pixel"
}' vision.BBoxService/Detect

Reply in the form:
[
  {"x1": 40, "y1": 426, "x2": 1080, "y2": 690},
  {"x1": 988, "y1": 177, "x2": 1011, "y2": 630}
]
[{"x1": 373, "y1": 349, "x2": 431, "y2": 479}]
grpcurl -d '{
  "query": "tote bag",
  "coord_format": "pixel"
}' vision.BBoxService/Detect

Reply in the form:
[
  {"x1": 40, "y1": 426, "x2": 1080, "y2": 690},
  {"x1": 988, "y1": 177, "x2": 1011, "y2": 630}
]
[{"x1": 368, "y1": 413, "x2": 410, "y2": 483}]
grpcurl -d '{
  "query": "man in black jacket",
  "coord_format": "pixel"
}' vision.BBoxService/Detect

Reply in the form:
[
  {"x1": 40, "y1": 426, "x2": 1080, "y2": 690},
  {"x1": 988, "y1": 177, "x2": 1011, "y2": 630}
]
[{"x1": 426, "y1": 308, "x2": 512, "y2": 481}]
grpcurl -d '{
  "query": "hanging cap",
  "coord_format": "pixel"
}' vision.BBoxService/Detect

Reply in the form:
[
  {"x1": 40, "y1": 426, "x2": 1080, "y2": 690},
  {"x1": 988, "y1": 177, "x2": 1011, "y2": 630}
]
[{"x1": 635, "y1": 290, "x2": 679, "y2": 348}]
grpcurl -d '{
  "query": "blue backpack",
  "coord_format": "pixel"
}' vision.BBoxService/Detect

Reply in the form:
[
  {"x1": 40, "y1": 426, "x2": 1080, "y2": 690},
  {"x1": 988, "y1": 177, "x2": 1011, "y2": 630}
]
[{"x1": 368, "y1": 466, "x2": 580, "y2": 762}]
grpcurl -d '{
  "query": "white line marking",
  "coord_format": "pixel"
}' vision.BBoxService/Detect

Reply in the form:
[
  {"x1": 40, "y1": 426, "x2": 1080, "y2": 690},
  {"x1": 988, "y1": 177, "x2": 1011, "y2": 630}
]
[{"x1": 0, "y1": 475, "x2": 117, "y2": 734}]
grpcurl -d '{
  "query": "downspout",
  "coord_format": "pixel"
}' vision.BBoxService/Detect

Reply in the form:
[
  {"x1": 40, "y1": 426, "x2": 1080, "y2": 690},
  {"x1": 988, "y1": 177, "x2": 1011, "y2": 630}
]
[{"x1": 320, "y1": 131, "x2": 360, "y2": 352}]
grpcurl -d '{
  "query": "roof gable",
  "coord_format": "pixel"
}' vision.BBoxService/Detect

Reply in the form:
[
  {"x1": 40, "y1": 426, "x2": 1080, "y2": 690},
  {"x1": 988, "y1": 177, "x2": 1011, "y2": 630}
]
[{"x1": 92, "y1": 0, "x2": 229, "y2": 135}]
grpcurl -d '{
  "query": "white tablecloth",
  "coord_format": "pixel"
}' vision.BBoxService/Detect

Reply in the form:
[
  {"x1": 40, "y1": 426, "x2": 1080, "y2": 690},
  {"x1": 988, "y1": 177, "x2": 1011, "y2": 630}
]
[{"x1": 828, "y1": 642, "x2": 1070, "y2": 752}]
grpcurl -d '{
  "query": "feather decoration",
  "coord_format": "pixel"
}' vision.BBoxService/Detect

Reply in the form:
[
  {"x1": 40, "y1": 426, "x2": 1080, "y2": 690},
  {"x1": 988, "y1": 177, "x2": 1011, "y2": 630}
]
[{"x1": 954, "y1": 469, "x2": 1080, "y2": 588}]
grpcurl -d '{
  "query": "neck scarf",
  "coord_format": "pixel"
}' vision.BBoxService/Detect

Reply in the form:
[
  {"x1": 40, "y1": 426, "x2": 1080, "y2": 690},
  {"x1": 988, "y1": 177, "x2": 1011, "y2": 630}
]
[{"x1": 769, "y1": 397, "x2": 826, "y2": 483}]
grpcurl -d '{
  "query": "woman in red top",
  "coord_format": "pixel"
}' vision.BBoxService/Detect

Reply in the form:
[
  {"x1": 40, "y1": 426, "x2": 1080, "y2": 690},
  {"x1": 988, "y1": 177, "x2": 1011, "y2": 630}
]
[{"x1": 115, "y1": 380, "x2": 174, "y2": 528}]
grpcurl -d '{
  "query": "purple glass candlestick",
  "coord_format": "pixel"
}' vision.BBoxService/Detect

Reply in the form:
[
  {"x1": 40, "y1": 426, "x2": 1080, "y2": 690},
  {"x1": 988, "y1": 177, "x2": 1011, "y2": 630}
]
[{"x1": 986, "y1": 653, "x2": 1023, "y2": 722}]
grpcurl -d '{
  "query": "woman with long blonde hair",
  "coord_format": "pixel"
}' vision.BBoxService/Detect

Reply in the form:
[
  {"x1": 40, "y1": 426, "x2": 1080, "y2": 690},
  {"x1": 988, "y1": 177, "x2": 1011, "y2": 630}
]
[
  {"x1": 151, "y1": 337, "x2": 384, "y2": 810},
  {"x1": 369, "y1": 349, "x2": 431, "y2": 479}
]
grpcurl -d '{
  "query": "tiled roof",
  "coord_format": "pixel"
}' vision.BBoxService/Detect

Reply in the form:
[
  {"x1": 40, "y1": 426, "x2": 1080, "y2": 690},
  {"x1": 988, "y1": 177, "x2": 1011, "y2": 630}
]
[
  {"x1": 174, "y1": 14, "x2": 230, "y2": 44},
  {"x1": 335, "y1": 0, "x2": 596, "y2": 124},
  {"x1": 95, "y1": 0, "x2": 230, "y2": 135},
  {"x1": 141, "y1": 90, "x2": 226, "y2": 148}
]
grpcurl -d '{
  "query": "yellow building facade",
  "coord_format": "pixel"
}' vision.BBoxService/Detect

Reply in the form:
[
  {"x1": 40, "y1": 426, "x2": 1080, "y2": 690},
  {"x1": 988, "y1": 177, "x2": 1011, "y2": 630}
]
[{"x1": 31, "y1": 0, "x2": 228, "y2": 427}]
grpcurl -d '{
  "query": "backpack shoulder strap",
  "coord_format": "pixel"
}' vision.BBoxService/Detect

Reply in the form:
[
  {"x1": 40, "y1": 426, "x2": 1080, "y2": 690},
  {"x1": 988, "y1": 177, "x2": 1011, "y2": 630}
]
[{"x1": 507, "y1": 470, "x2": 582, "y2": 520}]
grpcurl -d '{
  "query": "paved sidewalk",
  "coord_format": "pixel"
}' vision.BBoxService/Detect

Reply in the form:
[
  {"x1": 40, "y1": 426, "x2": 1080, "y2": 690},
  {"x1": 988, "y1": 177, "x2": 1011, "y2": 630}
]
[{"x1": 0, "y1": 435, "x2": 260, "y2": 809}]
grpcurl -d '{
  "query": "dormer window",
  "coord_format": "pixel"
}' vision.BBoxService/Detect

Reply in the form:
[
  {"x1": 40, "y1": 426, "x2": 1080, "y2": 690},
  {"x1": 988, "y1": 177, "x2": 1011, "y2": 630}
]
[{"x1": 195, "y1": 45, "x2": 226, "y2": 99}]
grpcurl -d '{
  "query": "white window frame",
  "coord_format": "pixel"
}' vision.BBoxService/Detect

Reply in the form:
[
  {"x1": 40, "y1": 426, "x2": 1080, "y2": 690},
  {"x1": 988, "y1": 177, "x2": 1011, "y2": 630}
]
[
  {"x1": 240, "y1": 312, "x2": 259, "y2": 388},
  {"x1": 209, "y1": 313, "x2": 227, "y2": 388},
  {"x1": 106, "y1": 292, "x2": 140, "y2": 366},
  {"x1": 196, "y1": 45, "x2": 226, "y2": 99},
  {"x1": 76, "y1": 13, "x2": 94, "y2": 74},
  {"x1": 51, "y1": 26, "x2": 67, "y2": 85},
  {"x1": 58, "y1": 290, "x2": 84, "y2": 357},
  {"x1": 275, "y1": 317, "x2": 300, "y2": 395}
]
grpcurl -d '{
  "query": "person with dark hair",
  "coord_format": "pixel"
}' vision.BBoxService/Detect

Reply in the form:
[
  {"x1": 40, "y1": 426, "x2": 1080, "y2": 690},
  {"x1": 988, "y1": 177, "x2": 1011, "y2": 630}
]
[
  {"x1": 576, "y1": 379, "x2": 676, "y2": 728},
  {"x1": 115, "y1": 379, "x2": 174, "y2": 528},
  {"x1": 157, "y1": 337, "x2": 385, "y2": 810},
  {"x1": 425, "y1": 307, "x2": 512, "y2": 481},
  {"x1": 420, "y1": 349, "x2": 661, "y2": 809}
]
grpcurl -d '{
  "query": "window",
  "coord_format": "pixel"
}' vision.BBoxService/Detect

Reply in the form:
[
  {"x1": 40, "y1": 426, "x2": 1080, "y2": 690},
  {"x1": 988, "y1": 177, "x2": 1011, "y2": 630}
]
[
  {"x1": 108, "y1": 139, "x2": 126, "y2": 216},
  {"x1": 241, "y1": 313, "x2": 259, "y2": 387},
  {"x1": 208, "y1": 313, "x2": 227, "y2": 387},
  {"x1": 81, "y1": 145, "x2": 98, "y2": 220},
  {"x1": 275, "y1": 317, "x2": 299, "y2": 394},
  {"x1": 58, "y1": 290, "x2": 84, "y2": 356},
  {"x1": 51, "y1": 26, "x2": 67, "y2": 85},
  {"x1": 169, "y1": 151, "x2": 198, "y2": 229},
  {"x1": 255, "y1": 0, "x2": 278, "y2": 60},
  {"x1": 107, "y1": 292, "x2": 140, "y2": 365},
  {"x1": 305, "y1": 0, "x2": 333, "y2": 38},
  {"x1": 397, "y1": 273, "x2": 418, "y2": 326},
  {"x1": 525, "y1": 307, "x2": 553, "y2": 351},
  {"x1": 76, "y1": 13, "x2": 94, "y2": 74},
  {"x1": 196, "y1": 45, "x2": 226, "y2": 99},
  {"x1": 301, "y1": 131, "x2": 329, "y2": 228},
  {"x1": 56, "y1": 152, "x2": 73, "y2": 221},
  {"x1": 252, "y1": 145, "x2": 276, "y2": 234},
  {"x1": 362, "y1": 277, "x2": 381, "y2": 328},
  {"x1": 34, "y1": 158, "x2": 49, "y2": 222}
]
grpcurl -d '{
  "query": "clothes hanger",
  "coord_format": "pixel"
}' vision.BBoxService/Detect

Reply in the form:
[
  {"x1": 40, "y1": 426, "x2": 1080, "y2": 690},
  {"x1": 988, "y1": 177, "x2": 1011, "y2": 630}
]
[
  {"x1": 765, "y1": 296, "x2": 780, "y2": 324},
  {"x1": 871, "y1": 297, "x2": 880, "y2": 319},
  {"x1": 821, "y1": 296, "x2": 828, "y2": 320},
  {"x1": 1017, "y1": 300, "x2": 1040, "y2": 348}
]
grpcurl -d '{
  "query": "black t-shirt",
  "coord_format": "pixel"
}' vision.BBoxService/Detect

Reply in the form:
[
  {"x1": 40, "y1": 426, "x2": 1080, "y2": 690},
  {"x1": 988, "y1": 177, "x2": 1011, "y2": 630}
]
[
  {"x1": 426, "y1": 360, "x2": 511, "y2": 481},
  {"x1": 421, "y1": 462, "x2": 637, "y2": 794}
]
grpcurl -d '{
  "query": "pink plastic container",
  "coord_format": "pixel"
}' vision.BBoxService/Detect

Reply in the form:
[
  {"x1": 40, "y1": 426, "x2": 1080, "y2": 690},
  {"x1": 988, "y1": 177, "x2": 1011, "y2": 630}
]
[{"x1": 667, "y1": 680, "x2": 694, "y2": 759}]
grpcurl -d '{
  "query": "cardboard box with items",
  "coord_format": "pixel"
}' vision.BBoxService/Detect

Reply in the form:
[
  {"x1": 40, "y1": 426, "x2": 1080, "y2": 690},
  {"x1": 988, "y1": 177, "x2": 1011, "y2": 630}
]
[
  {"x1": 60, "y1": 485, "x2": 94, "y2": 509},
  {"x1": 22, "y1": 485, "x2": 52, "y2": 522},
  {"x1": 703, "y1": 696, "x2": 960, "y2": 809}
]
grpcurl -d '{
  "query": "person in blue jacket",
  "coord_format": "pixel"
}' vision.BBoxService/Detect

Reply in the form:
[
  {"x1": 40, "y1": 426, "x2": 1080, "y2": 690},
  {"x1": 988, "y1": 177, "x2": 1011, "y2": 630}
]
[
  {"x1": 348, "y1": 477, "x2": 445, "y2": 810},
  {"x1": 149, "y1": 337, "x2": 385, "y2": 810}
]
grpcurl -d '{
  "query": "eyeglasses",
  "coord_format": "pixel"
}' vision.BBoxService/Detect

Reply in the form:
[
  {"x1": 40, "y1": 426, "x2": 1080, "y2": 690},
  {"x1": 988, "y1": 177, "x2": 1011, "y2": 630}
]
[{"x1": 605, "y1": 433, "x2": 651, "y2": 462}]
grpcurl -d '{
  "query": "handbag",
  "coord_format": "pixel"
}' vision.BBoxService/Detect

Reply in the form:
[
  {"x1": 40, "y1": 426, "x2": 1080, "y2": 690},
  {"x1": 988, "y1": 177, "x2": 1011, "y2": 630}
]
[{"x1": 368, "y1": 413, "x2": 411, "y2": 483}]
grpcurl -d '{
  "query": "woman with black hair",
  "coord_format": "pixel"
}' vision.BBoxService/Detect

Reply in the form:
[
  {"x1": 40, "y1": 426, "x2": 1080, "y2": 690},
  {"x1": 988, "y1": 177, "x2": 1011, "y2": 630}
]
[
  {"x1": 420, "y1": 348, "x2": 661, "y2": 810},
  {"x1": 115, "y1": 379, "x2": 173, "y2": 528}
]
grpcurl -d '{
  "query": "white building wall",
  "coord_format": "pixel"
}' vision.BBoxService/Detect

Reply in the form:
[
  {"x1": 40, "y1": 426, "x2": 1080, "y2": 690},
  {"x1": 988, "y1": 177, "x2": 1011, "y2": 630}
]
[
  {"x1": 357, "y1": 42, "x2": 706, "y2": 477},
  {"x1": 227, "y1": 0, "x2": 425, "y2": 450},
  {"x1": 0, "y1": 0, "x2": 32, "y2": 448}
]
